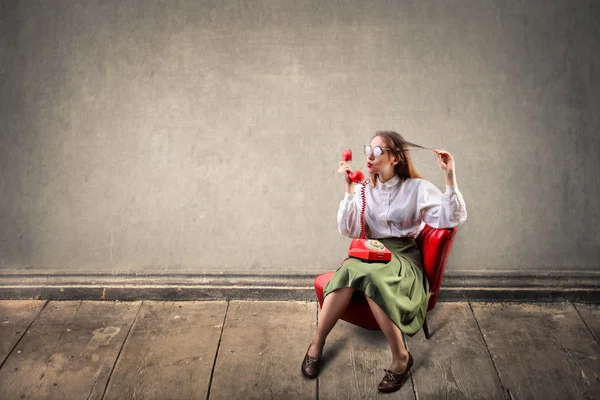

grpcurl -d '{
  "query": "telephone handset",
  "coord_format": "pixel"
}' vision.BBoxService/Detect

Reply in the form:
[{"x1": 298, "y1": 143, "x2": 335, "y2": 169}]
[
  {"x1": 342, "y1": 149, "x2": 392, "y2": 263},
  {"x1": 342, "y1": 149, "x2": 364, "y2": 183}
]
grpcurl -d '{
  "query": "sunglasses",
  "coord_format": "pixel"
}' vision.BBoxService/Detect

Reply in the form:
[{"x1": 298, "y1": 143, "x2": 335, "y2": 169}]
[{"x1": 364, "y1": 145, "x2": 392, "y2": 158}]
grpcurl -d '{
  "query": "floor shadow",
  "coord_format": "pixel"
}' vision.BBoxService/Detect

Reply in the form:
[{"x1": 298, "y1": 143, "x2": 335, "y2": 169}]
[
  {"x1": 353, "y1": 326, "x2": 387, "y2": 343},
  {"x1": 423, "y1": 308, "x2": 450, "y2": 339},
  {"x1": 318, "y1": 336, "x2": 348, "y2": 374}
]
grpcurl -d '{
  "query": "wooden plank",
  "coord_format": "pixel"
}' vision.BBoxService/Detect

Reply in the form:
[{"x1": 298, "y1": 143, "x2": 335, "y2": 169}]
[
  {"x1": 574, "y1": 303, "x2": 600, "y2": 344},
  {"x1": 0, "y1": 300, "x2": 46, "y2": 365},
  {"x1": 209, "y1": 301, "x2": 316, "y2": 400},
  {"x1": 36, "y1": 301, "x2": 141, "y2": 400},
  {"x1": 406, "y1": 303, "x2": 505, "y2": 399},
  {"x1": 0, "y1": 301, "x2": 82, "y2": 400},
  {"x1": 103, "y1": 301, "x2": 227, "y2": 400},
  {"x1": 318, "y1": 318, "x2": 414, "y2": 399},
  {"x1": 0, "y1": 301, "x2": 140, "y2": 400},
  {"x1": 472, "y1": 302, "x2": 600, "y2": 399}
]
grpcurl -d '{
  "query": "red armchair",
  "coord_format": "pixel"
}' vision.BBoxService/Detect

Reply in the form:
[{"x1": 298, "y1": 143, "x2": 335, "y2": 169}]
[{"x1": 314, "y1": 224, "x2": 458, "y2": 339}]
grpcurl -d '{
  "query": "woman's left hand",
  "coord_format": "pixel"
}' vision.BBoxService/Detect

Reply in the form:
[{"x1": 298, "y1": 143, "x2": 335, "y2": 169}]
[{"x1": 433, "y1": 149, "x2": 457, "y2": 185}]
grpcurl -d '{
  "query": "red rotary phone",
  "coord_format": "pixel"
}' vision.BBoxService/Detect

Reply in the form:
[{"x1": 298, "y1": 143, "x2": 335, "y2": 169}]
[{"x1": 342, "y1": 149, "x2": 392, "y2": 263}]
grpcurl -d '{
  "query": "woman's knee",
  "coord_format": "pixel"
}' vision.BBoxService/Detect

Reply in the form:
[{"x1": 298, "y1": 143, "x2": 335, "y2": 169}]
[
  {"x1": 330, "y1": 287, "x2": 354, "y2": 297},
  {"x1": 324, "y1": 287, "x2": 354, "y2": 302},
  {"x1": 364, "y1": 270, "x2": 384, "y2": 288}
]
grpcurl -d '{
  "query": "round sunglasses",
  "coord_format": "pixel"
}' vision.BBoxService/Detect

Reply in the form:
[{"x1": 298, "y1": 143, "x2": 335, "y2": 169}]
[{"x1": 364, "y1": 145, "x2": 392, "y2": 158}]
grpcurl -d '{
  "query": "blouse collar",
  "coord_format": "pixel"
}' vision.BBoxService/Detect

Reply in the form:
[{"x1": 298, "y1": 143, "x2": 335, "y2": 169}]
[{"x1": 377, "y1": 174, "x2": 401, "y2": 189}]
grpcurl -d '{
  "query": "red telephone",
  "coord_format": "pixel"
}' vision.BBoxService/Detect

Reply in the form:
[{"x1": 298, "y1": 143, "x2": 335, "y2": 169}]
[{"x1": 342, "y1": 149, "x2": 392, "y2": 263}]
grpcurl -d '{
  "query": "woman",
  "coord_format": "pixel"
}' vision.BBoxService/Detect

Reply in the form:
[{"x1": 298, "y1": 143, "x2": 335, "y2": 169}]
[{"x1": 301, "y1": 131, "x2": 467, "y2": 393}]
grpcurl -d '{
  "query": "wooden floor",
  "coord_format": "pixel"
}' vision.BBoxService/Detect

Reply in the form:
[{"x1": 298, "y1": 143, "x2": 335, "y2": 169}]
[{"x1": 0, "y1": 301, "x2": 598, "y2": 399}]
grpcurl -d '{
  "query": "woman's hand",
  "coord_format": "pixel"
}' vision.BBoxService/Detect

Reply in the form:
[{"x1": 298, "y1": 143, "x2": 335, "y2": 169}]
[
  {"x1": 433, "y1": 149, "x2": 457, "y2": 186},
  {"x1": 338, "y1": 161, "x2": 355, "y2": 194},
  {"x1": 338, "y1": 161, "x2": 353, "y2": 184}
]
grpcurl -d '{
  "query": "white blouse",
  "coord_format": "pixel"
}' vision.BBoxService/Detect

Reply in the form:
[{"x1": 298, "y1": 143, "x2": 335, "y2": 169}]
[{"x1": 337, "y1": 175, "x2": 467, "y2": 239}]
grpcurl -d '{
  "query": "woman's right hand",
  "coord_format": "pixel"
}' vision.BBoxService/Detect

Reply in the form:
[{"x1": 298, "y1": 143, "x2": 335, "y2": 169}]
[{"x1": 338, "y1": 161, "x2": 353, "y2": 185}]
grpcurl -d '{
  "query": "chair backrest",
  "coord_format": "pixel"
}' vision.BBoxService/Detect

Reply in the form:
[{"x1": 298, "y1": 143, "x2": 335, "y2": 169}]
[{"x1": 415, "y1": 224, "x2": 458, "y2": 311}]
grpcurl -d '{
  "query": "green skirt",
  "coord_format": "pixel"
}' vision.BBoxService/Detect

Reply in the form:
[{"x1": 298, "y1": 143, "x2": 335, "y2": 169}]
[{"x1": 323, "y1": 237, "x2": 431, "y2": 336}]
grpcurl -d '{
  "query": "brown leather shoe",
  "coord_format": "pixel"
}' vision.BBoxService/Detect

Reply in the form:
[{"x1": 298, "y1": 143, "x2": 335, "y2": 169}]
[
  {"x1": 377, "y1": 352, "x2": 414, "y2": 393},
  {"x1": 301, "y1": 345, "x2": 321, "y2": 379}
]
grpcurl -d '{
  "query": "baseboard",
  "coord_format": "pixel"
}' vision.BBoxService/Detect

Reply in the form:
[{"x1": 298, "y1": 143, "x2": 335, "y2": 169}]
[
  {"x1": 0, "y1": 271, "x2": 598, "y2": 302},
  {"x1": 437, "y1": 270, "x2": 600, "y2": 303}
]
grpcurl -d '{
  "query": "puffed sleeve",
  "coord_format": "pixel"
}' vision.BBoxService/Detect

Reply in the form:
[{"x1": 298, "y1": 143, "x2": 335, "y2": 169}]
[
  {"x1": 417, "y1": 180, "x2": 467, "y2": 228},
  {"x1": 337, "y1": 185, "x2": 362, "y2": 238}
]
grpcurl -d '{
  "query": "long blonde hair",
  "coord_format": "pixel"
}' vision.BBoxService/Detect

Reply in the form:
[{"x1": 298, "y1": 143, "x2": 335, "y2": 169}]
[{"x1": 369, "y1": 131, "x2": 423, "y2": 187}]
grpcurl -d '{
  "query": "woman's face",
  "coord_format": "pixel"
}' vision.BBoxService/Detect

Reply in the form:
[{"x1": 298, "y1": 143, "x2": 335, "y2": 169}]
[{"x1": 366, "y1": 136, "x2": 397, "y2": 175}]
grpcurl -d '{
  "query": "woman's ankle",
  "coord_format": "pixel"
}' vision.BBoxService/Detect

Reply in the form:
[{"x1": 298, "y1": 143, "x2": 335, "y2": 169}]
[
  {"x1": 390, "y1": 352, "x2": 410, "y2": 372},
  {"x1": 308, "y1": 337, "x2": 325, "y2": 357}
]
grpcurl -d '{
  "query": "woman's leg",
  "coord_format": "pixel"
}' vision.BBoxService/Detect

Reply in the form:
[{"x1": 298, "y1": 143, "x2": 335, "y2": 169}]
[
  {"x1": 365, "y1": 295, "x2": 410, "y2": 372},
  {"x1": 308, "y1": 287, "x2": 355, "y2": 358}
]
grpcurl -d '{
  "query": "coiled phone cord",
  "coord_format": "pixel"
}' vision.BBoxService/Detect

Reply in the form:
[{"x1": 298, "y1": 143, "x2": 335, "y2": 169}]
[{"x1": 359, "y1": 179, "x2": 369, "y2": 240}]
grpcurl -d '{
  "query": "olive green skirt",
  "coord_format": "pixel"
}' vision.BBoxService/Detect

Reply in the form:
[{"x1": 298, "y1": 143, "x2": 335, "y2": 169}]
[{"x1": 323, "y1": 237, "x2": 431, "y2": 336}]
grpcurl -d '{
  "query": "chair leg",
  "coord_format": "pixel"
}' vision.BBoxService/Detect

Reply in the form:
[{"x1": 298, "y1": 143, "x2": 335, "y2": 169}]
[{"x1": 423, "y1": 317, "x2": 430, "y2": 339}]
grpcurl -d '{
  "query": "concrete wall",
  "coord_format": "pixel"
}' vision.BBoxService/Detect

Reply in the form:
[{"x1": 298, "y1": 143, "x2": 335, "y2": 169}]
[{"x1": 1, "y1": 0, "x2": 599, "y2": 277}]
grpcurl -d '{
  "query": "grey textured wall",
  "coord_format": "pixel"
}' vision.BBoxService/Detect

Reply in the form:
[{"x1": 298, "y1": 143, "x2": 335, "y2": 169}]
[{"x1": 1, "y1": 0, "x2": 599, "y2": 276}]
